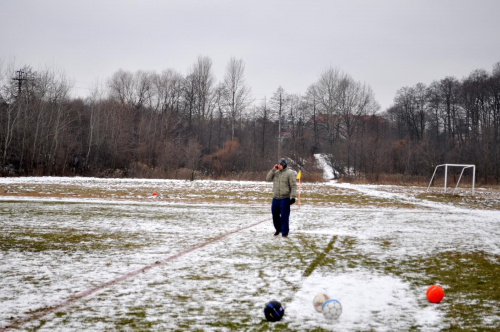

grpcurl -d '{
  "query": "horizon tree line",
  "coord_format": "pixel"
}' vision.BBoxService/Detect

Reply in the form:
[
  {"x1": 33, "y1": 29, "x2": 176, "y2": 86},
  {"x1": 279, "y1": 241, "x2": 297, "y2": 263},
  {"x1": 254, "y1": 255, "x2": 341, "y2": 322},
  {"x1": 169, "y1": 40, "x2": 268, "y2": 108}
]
[{"x1": 0, "y1": 57, "x2": 499, "y2": 183}]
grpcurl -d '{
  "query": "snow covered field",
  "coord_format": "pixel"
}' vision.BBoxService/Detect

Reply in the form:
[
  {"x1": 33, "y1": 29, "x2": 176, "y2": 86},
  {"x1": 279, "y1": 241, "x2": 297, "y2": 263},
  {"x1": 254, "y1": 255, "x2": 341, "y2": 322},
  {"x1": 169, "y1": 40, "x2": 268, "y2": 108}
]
[{"x1": 1, "y1": 177, "x2": 499, "y2": 331}]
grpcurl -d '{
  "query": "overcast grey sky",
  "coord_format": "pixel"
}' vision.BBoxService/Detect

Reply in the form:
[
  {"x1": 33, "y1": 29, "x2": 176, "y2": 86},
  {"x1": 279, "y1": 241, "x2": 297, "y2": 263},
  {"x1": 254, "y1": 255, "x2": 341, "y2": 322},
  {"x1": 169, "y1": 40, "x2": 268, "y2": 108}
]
[{"x1": 1, "y1": 0, "x2": 499, "y2": 111}]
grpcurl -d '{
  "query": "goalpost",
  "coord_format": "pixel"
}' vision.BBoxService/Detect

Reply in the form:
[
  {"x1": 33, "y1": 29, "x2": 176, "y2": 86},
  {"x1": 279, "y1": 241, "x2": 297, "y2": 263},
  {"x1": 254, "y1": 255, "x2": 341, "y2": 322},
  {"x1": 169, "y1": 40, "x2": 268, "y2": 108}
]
[{"x1": 427, "y1": 164, "x2": 476, "y2": 195}]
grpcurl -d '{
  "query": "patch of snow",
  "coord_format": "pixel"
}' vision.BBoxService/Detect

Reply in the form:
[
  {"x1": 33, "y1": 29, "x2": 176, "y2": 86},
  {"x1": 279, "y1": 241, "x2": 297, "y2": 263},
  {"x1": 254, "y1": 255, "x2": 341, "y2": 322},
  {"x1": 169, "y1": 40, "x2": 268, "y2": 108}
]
[
  {"x1": 287, "y1": 271, "x2": 444, "y2": 331},
  {"x1": 314, "y1": 154, "x2": 337, "y2": 180}
]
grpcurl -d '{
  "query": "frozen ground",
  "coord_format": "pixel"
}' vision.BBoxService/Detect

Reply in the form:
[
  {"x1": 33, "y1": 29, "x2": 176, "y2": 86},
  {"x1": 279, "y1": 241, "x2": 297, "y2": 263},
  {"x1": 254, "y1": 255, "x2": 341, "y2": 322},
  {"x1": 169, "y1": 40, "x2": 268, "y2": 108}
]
[{"x1": 0, "y1": 177, "x2": 499, "y2": 331}]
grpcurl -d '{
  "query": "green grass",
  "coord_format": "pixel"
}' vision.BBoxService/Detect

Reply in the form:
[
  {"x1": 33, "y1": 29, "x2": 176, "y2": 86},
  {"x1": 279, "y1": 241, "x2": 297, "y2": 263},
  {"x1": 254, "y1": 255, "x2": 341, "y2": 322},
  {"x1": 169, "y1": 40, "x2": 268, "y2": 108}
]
[
  {"x1": 418, "y1": 193, "x2": 500, "y2": 210},
  {"x1": 0, "y1": 228, "x2": 147, "y2": 252},
  {"x1": 405, "y1": 251, "x2": 500, "y2": 330},
  {"x1": 303, "y1": 236, "x2": 337, "y2": 277}
]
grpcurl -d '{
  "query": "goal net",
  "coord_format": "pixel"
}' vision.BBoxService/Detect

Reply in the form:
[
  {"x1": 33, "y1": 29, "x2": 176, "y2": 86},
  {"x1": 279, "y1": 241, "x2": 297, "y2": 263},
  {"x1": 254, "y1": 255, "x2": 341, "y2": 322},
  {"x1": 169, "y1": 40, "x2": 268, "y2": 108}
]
[{"x1": 427, "y1": 164, "x2": 476, "y2": 195}]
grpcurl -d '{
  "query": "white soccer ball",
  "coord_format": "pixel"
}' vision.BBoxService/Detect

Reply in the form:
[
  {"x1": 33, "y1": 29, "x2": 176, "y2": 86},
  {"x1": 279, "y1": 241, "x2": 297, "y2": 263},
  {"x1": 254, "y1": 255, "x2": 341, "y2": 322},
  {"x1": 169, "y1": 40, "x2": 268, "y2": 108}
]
[
  {"x1": 322, "y1": 299, "x2": 342, "y2": 320},
  {"x1": 312, "y1": 293, "x2": 330, "y2": 312}
]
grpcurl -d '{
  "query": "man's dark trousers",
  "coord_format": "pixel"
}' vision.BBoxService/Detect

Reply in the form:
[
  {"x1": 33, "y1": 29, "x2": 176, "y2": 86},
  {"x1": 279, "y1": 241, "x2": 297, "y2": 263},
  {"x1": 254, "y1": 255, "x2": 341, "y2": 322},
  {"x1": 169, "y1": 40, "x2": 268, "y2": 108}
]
[{"x1": 271, "y1": 197, "x2": 290, "y2": 235}]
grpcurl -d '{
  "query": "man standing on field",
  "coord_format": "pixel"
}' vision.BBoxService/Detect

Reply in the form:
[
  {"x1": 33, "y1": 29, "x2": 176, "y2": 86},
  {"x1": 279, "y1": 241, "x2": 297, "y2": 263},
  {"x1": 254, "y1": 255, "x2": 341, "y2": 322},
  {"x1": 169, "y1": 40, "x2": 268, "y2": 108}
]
[{"x1": 266, "y1": 158, "x2": 298, "y2": 238}]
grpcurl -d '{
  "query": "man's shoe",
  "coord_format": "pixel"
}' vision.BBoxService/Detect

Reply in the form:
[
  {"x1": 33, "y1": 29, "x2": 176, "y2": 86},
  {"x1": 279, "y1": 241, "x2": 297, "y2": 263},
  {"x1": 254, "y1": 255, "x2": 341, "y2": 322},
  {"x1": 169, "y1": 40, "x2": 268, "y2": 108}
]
[
  {"x1": 282, "y1": 234, "x2": 288, "y2": 238},
  {"x1": 274, "y1": 232, "x2": 280, "y2": 236}
]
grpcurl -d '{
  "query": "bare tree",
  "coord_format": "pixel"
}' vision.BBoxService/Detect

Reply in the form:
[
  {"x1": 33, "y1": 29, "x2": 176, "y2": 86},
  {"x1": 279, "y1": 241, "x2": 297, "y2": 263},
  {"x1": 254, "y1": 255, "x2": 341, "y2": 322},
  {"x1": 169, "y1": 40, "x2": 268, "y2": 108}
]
[
  {"x1": 1, "y1": 63, "x2": 23, "y2": 166},
  {"x1": 270, "y1": 86, "x2": 287, "y2": 158},
  {"x1": 393, "y1": 84, "x2": 427, "y2": 141},
  {"x1": 334, "y1": 74, "x2": 379, "y2": 172},
  {"x1": 305, "y1": 84, "x2": 320, "y2": 148},
  {"x1": 192, "y1": 56, "x2": 215, "y2": 120},
  {"x1": 426, "y1": 81, "x2": 443, "y2": 144},
  {"x1": 223, "y1": 57, "x2": 251, "y2": 140},
  {"x1": 287, "y1": 93, "x2": 301, "y2": 156},
  {"x1": 257, "y1": 97, "x2": 271, "y2": 157},
  {"x1": 153, "y1": 69, "x2": 184, "y2": 114},
  {"x1": 183, "y1": 56, "x2": 217, "y2": 146},
  {"x1": 38, "y1": 68, "x2": 72, "y2": 173},
  {"x1": 108, "y1": 69, "x2": 134, "y2": 106},
  {"x1": 315, "y1": 67, "x2": 341, "y2": 144},
  {"x1": 436, "y1": 77, "x2": 460, "y2": 145},
  {"x1": 212, "y1": 83, "x2": 228, "y2": 149},
  {"x1": 84, "y1": 85, "x2": 104, "y2": 170}
]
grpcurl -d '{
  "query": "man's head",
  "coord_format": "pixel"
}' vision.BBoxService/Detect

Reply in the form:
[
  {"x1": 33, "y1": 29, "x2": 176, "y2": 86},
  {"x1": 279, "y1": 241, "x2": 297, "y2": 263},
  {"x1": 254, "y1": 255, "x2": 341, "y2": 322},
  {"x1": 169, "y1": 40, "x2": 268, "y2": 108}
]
[{"x1": 279, "y1": 158, "x2": 287, "y2": 169}]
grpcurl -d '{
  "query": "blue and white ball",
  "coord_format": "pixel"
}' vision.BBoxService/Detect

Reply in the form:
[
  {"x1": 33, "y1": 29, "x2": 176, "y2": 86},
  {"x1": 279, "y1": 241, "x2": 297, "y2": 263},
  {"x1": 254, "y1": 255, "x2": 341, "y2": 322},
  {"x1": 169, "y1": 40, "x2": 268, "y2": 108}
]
[
  {"x1": 264, "y1": 300, "x2": 285, "y2": 322},
  {"x1": 322, "y1": 299, "x2": 342, "y2": 320}
]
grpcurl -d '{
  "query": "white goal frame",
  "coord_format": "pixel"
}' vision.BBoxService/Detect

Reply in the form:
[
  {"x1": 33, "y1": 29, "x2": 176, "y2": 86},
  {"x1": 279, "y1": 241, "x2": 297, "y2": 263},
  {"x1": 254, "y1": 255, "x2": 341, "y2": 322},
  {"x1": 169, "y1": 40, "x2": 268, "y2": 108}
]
[{"x1": 427, "y1": 164, "x2": 476, "y2": 195}]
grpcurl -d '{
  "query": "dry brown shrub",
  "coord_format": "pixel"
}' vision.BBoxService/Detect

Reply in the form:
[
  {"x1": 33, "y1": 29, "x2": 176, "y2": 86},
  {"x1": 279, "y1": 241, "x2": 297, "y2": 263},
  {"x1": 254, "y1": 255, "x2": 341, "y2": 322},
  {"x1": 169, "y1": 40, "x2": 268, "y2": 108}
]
[
  {"x1": 209, "y1": 171, "x2": 326, "y2": 182},
  {"x1": 128, "y1": 162, "x2": 168, "y2": 179},
  {"x1": 166, "y1": 168, "x2": 197, "y2": 180},
  {"x1": 341, "y1": 173, "x2": 428, "y2": 185},
  {"x1": 202, "y1": 139, "x2": 241, "y2": 176},
  {"x1": 230, "y1": 172, "x2": 266, "y2": 181},
  {"x1": 300, "y1": 172, "x2": 325, "y2": 183}
]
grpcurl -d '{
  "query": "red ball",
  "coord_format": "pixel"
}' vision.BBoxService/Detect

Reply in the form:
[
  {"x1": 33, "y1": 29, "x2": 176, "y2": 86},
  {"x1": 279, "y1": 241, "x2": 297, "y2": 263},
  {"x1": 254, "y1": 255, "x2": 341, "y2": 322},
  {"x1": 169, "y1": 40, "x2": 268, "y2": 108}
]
[
  {"x1": 152, "y1": 192, "x2": 157, "y2": 196},
  {"x1": 426, "y1": 285, "x2": 444, "y2": 303}
]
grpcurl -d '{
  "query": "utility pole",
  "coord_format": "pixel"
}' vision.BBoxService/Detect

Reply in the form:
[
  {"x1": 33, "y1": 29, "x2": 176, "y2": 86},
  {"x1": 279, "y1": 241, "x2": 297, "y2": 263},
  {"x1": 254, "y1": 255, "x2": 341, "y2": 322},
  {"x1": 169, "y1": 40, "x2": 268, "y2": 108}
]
[
  {"x1": 3, "y1": 70, "x2": 27, "y2": 166},
  {"x1": 12, "y1": 70, "x2": 27, "y2": 98}
]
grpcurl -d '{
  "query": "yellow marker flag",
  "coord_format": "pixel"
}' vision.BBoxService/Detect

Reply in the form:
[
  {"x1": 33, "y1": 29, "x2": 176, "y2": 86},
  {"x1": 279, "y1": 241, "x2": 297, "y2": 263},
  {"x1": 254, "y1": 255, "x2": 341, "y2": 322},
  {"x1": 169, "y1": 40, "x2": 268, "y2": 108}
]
[{"x1": 296, "y1": 170, "x2": 302, "y2": 180}]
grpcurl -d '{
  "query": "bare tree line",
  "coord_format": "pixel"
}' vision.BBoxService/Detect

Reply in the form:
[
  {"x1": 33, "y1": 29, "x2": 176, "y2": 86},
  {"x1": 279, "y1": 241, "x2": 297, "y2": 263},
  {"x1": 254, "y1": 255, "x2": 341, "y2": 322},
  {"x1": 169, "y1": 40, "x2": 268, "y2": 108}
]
[
  {"x1": 0, "y1": 57, "x2": 499, "y2": 183},
  {"x1": 386, "y1": 63, "x2": 500, "y2": 183}
]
